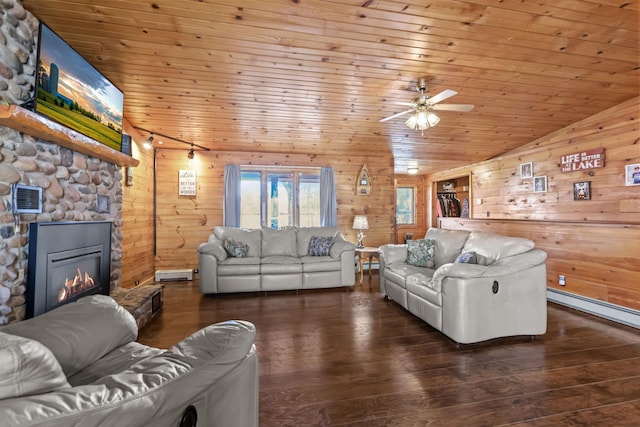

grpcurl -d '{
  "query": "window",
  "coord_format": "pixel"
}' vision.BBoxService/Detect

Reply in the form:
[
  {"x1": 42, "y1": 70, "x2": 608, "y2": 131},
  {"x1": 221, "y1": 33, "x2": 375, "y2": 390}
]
[
  {"x1": 396, "y1": 187, "x2": 415, "y2": 225},
  {"x1": 240, "y1": 168, "x2": 320, "y2": 228}
]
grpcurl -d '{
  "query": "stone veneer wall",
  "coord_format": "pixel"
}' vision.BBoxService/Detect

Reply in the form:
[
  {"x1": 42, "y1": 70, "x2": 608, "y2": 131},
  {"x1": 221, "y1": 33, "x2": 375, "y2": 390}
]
[{"x1": 0, "y1": 1, "x2": 124, "y2": 324}]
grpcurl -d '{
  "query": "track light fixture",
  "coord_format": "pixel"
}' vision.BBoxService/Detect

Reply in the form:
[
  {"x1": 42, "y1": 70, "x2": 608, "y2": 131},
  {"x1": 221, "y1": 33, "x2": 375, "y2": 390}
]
[
  {"x1": 143, "y1": 133, "x2": 154, "y2": 149},
  {"x1": 132, "y1": 126, "x2": 211, "y2": 152},
  {"x1": 187, "y1": 146, "x2": 195, "y2": 159}
]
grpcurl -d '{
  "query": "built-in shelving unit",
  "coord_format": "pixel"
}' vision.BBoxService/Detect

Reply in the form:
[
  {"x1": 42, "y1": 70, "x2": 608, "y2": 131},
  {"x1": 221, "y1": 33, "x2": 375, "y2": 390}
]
[{"x1": 0, "y1": 104, "x2": 139, "y2": 167}]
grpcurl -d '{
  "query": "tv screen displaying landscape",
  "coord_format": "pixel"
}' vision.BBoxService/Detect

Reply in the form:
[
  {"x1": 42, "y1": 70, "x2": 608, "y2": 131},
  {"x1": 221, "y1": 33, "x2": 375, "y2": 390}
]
[{"x1": 35, "y1": 22, "x2": 124, "y2": 151}]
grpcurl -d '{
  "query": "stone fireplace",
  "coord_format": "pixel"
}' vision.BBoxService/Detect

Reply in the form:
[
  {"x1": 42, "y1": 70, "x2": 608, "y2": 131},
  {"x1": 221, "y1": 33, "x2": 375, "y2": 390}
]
[{"x1": 26, "y1": 221, "x2": 112, "y2": 318}]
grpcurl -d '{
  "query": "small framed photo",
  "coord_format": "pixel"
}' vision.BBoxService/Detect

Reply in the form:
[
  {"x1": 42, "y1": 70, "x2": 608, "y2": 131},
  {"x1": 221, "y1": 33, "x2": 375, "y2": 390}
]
[
  {"x1": 533, "y1": 176, "x2": 547, "y2": 193},
  {"x1": 573, "y1": 181, "x2": 590, "y2": 200},
  {"x1": 625, "y1": 163, "x2": 640, "y2": 186},
  {"x1": 520, "y1": 162, "x2": 533, "y2": 179},
  {"x1": 96, "y1": 194, "x2": 110, "y2": 213}
]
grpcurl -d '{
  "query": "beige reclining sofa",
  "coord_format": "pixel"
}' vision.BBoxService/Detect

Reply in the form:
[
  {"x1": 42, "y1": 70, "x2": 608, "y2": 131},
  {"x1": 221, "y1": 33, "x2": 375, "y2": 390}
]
[
  {"x1": 379, "y1": 228, "x2": 548, "y2": 344},
  {"x1": 198, "y1": 226, "x2": 356, "y2": 294},
  {"x1": 0, "y1": 295, "x2": 258, "y2": 427}
]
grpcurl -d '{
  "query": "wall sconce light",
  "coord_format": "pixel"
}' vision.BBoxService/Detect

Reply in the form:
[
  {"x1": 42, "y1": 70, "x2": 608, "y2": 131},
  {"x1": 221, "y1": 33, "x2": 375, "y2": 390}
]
[{"x1": 187, "y1": 146, "x2": 195, "y2": 159}]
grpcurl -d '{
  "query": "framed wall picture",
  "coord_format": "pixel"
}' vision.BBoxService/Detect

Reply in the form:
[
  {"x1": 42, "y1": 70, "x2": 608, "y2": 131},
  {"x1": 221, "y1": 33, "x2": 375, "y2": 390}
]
[
  {"x1": 520, "y1": 162, "x2": 533, "y2": 179},
  {"x1": 625, "y1": 163, "x2": 640, "y2": 186},
  {"x1": 573, "y1": 181, "x2": 590, "y2": 200},
  {"x1": 533, "y1": 176, "x2": 547, "y2": 193}
]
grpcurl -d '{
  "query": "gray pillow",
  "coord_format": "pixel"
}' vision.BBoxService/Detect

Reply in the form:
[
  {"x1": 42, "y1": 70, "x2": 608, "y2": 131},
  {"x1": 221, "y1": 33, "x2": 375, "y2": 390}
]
[
  {"x1": 309, "y1": 236, "x2": 334, "y2": 256},
  {"x1": 455, "y1": 251, "x2": 477, "y2": 264},
  {"x1": 223, "y1": 237, "x2": 249, "y2": 257}
]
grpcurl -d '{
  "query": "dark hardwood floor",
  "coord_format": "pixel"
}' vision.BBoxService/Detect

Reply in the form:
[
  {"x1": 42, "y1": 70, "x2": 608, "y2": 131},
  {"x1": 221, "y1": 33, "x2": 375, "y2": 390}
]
[{"x1": 138, "y1": 275, "x2": 640, "y2": 426}]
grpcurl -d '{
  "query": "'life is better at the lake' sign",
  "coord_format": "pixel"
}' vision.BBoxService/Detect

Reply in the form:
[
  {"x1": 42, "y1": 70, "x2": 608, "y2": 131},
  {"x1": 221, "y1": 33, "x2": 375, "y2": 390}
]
[{"x1": 560, "y1": 149, "x2": 605, "y2": 173}]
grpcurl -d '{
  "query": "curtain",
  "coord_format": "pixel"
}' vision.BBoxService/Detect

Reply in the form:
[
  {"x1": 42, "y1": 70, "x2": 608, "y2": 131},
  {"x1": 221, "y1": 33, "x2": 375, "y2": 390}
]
[
  {"x1": 223, "y1": 164, "x2": 241, "y2": 227},
  {"x1": 320, "y1": 166, "x2": 337, "y2": 226}
]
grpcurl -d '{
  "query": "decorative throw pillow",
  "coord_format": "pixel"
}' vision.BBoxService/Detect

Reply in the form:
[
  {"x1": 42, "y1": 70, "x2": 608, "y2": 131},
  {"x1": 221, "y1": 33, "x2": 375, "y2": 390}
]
[
  {"x1": 223, "y1": 237, "x2": 249, "y2": 258},
  {"x1": 309, "y1": 236, "x2": 334, "y2": 256},
  {"x1": 406, "y1": 239, "x2": 436, "y2": 268},
  {"x1": 455, "y1": 251, "x2": 477, "y2": 264}
]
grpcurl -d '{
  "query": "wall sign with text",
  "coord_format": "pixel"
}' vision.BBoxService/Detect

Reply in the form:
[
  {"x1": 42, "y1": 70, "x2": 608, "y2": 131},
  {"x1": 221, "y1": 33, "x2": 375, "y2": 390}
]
[
  {"x1": 559, "y1": 149, "x2": 605, "y2": 173},
  {"x1": 179, "y1": 170, "x2": 197, "y2": 195}
]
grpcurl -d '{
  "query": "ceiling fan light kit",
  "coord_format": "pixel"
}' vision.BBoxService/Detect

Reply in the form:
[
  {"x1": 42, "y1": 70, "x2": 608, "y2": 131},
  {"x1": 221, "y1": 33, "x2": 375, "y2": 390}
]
[{"x1": 381, "y1": 78, "x2": 473, "y2": 134}]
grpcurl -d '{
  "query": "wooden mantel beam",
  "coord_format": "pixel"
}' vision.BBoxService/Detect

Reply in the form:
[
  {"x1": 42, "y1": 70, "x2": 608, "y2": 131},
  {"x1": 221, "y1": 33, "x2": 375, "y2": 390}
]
[{"x1": 0, "y1": 104, "x2": 140, "y2": 167}]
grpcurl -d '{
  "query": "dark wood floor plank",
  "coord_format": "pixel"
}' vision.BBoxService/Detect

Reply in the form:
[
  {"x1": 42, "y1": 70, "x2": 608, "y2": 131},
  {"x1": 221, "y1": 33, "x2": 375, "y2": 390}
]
[{"x1": 137, "y1": 276, "x2": 640, "y2": 426}]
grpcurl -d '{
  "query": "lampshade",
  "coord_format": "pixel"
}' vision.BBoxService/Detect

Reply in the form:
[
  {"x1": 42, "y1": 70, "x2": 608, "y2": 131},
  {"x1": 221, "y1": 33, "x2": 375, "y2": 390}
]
[{"x1": 352, "y1": 215, "x2": 369, "y2": 230}]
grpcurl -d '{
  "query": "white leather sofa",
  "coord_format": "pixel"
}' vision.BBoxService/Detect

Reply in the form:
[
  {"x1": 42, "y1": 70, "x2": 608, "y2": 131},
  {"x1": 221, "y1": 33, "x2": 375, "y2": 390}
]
[
  {"x1": 197, "y1": 226, "x2": 356, "y2": 294},
  {"x1": 0, "y1": 295, "x2": 258, "y2": 427},
  {"x1": 379, "y1": 228, "x2": 548, "y2": 344}
]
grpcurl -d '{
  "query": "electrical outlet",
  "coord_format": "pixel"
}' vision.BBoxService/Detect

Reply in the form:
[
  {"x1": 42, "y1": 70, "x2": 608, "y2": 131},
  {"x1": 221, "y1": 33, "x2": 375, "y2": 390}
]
[
  {"x1": 135, "y1": 280, "x2": 140, "y2": 286},
  {"x1": 193, "y1": 269, "x2": 199, "y2": 274},
  {"x1": 558, "y1": 275, "x2": 566, "y2": 286},
  {"x1": 486, "y1": 211, "x2": 490, "y2": 217}
]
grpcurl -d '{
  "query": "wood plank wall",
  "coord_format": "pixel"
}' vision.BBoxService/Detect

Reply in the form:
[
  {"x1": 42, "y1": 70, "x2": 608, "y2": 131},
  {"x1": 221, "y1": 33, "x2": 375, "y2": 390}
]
[
  {"x1": 153, "y1": 150, "x2": 395, "y2": 271},
  {"x1": 429, "y1": 97, "x2": 640, "y2": 311},
  {"x1": 120, "y1": 137, "x2": 156, "y2": 287},
  {"x1": 395, "y1": 175, "x2": 427, "y2": 243}
]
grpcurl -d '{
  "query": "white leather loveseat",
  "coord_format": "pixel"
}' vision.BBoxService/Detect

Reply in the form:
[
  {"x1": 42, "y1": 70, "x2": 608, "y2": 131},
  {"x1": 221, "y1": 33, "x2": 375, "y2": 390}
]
[
  {"x1": 197, "y1": 226, "x2": 356, "y2": 294},
  {"x1": 0, "y1": 295, "x2": 258, "y2": 427},
  {"x1": 379, "y1": 228, "x2": 548, "y2": 344}
]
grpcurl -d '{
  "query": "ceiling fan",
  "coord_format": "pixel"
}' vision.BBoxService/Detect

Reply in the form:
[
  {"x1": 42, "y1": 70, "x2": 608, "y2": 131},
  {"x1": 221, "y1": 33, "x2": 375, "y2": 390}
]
[{"x1": 380, "y1": 78, "x2": 474, "y2": 133}]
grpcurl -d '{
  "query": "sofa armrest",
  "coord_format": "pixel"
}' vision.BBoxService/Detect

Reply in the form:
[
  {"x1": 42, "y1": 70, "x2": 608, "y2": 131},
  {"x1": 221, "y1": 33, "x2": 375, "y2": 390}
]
[
  {"x1": 378, "y1": 244, "x2": 408, "y2": 265},
  {"x1": 329, "y1": 235, "x2": 356, "y2": 258},
  {"x1": 198, "y1": 240, "x2": 228, "y2": 262},
  {"x1": 430, "y1": 249, "x2": 547, "y2": 292}
]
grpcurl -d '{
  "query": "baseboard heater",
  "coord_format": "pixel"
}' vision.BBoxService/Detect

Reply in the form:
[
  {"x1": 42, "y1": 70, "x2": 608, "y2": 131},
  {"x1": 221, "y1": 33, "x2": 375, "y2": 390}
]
[
  {"x1": 547, "y1": 288, "x2": 640, "y2": 329},
  {"x1": 155, "y1": 269, "x2": 193, "y2": 282}
]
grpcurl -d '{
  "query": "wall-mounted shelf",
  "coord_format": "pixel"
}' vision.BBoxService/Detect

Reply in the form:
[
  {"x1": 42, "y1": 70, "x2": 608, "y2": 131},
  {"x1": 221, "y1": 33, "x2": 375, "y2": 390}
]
[{"x1": 0, "y1": 104, "x2": 139, "y2": 167}]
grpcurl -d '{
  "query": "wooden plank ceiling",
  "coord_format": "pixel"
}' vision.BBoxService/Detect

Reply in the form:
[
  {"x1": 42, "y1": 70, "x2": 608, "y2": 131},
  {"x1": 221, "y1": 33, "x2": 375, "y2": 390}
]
[{"x1": 23, "y1": 0, "x2": 639, "y2": 174}]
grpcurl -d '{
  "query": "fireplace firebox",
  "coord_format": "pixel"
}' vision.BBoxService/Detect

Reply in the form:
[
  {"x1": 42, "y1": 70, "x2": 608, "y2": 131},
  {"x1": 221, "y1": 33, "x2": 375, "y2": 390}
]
[{"x1": 27, "y1": 221, "x2": 111, "y2": 318}]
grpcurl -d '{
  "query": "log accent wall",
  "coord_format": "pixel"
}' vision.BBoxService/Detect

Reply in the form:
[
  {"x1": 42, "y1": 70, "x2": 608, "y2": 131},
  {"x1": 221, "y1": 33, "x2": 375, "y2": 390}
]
[
  {"x1": 153, "y1": 150, "x2": 395, "y2": 271},
  {"x1": 120, "y1": 135, "x2": 155, "y2": 287},
  {"x1": 431, "y1": 97, "x2": 640, "y2": 310}
]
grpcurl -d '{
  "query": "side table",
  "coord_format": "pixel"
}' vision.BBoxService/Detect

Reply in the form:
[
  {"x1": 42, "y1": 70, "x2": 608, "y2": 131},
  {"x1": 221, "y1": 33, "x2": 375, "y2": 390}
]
[{"x1": 355, "y1": 246, "x2": 380, "y2": 284}]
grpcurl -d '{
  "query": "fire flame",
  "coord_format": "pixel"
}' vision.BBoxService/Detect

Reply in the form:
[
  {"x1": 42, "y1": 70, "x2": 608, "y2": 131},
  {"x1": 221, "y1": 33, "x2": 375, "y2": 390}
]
[{"x1": 57, "y1": 268, "x2": 96, "y2": 303}]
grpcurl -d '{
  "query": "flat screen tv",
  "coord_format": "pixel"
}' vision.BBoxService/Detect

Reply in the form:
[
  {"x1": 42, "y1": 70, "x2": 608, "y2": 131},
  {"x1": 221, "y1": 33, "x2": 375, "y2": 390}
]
[{"x1": 34, "y1": 21, "x2": 124, "y2": 152}]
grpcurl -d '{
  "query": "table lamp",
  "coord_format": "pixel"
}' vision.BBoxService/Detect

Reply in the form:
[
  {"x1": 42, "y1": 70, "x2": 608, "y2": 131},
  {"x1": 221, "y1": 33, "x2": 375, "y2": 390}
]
[{"x1": 352, "y1": 215, "x2": 369, "y2": 248}]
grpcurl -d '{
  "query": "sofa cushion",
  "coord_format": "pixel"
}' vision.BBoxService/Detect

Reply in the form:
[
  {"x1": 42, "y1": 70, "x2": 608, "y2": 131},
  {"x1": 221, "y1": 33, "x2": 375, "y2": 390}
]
[
  {"x1": 455, "y1": 251, "x2": 477, "y2": 264},
  {"x1": 261, "y1": 260, "x2": 303, "y2": 274},
  {"x1": 0, "y1": 331, "x2": 70, "y2": 399},
  {"x1": 385, "y1": 264, "x2": 435, "y2": 289},
  {"x1": 309, "y1": 236, "x2": 334, "y2": 256},
  {"x1": 462, "y1": 231, "x2": 535, "y2": 265},
  {"x1": 0, "y1": 295, "x2": 137, "y2": 378},
  {"x1": 261, "y1": 227, "x2": 298, "y2": 257},
  {"x1": 425, "y1": 228, "x2": 471, "y2": 267},
  {"x1": 406, "y1": 275, "x2": 442, "y2": 306},
  {"x1": 406, "y1": 239, "x2": 436, "y2": 268},
  {"x1": 301, "y1": 256, "x2": 342, "y2": 272},
  {"x1": 218, "y1": 258, "x2": 261, "y2": 276},
  {"x1": 297, "y1": 226, "x2": 339, "y2": 256},
  {"x1": 223, "y1": 237, "x2": 249, "y2": 257},
  {"x1": 213, "y1": 227, "x2": 262, "y2": 257}
]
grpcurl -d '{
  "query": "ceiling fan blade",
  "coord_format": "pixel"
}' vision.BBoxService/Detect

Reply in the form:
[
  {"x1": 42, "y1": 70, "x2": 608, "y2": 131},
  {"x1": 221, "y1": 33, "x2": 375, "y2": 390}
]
[
  {"x1": 390, "y1": 101, "x2": 415, "y2": 107},
  {"x1": 431, "y1": 104, "x2": 474, "y2": 112},
  {"x1": 428, "y1": 89, "x2": 458, "y2": 105},
  {"x1": 379, "y1": 109, "x2": 414, "y2": 122}
]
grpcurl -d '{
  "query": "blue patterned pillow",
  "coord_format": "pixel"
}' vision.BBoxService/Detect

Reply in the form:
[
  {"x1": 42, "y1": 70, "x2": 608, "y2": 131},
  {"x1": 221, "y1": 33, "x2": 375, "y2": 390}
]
[
  {"x1": 309, "y1": 236, "x2": 334, "y2": 256},
  {"x1": 406, "y1": 239, "x2": 436, "y2": 268},
  {"x1": 223, "y1": 237, "x2": 249, "y2": 258},
  {"x1": 455, "y1": 251, "x2": 477, "y2": 264}
]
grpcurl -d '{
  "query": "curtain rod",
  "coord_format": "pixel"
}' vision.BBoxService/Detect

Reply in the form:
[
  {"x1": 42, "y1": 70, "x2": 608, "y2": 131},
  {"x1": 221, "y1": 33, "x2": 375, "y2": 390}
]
[{"x1": 240, "y1": 165, "x2": 323, "y2": 170}]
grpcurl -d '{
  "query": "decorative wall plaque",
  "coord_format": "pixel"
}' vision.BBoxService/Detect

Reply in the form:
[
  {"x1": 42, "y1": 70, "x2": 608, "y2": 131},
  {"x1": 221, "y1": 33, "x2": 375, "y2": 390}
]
[{"x1": 560, "y1": 149, "x2": 605, "y2": 173}]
